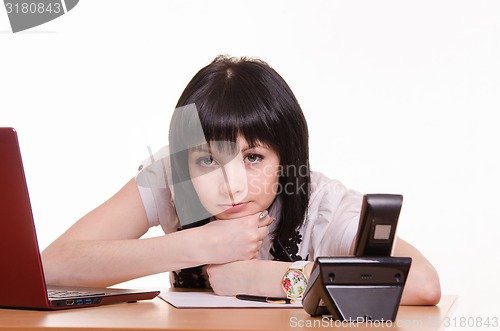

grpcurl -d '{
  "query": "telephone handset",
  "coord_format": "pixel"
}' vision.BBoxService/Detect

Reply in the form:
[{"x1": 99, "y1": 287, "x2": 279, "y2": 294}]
[{"x1": 355, "y1": 194, "x2": 403, "y2": 256}]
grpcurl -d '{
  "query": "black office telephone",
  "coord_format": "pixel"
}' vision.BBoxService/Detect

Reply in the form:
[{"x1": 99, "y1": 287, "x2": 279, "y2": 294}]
[{"x1": 302, "y1": 194, "x2": 412, "y2": 322}]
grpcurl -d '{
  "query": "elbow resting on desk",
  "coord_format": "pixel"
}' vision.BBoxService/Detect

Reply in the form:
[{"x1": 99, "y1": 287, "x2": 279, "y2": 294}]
[
  {"x1": 401, "y1": 270, "x2": 441, "y2": 306},
  {"x1": 396, "y1": 238, "x2": 441, "y2": 306}
]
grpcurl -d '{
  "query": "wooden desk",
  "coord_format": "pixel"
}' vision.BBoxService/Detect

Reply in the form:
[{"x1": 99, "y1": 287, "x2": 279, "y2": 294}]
[{"x1": 0, "y1": 295, "x2": 456, "y2": 331}]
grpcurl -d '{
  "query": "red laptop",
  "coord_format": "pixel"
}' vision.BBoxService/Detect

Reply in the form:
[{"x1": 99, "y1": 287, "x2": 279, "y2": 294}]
[{"x1": 0, "y1": 127, "x2": 159, "y2": 310}]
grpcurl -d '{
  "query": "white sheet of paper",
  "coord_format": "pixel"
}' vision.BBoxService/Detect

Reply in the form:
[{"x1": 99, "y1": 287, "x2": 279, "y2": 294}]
[{"x1": 159, "y1": 291, "x2": 303, "y2": 308}]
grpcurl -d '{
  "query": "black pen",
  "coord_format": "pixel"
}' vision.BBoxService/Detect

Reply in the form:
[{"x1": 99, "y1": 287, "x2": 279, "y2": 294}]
[{"x1": 235, "y1": 294, "x2": 294, "y2": 304}]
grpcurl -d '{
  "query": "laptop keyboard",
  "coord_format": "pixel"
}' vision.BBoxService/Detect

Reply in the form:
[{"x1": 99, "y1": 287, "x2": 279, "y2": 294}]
[{"x1": 48, "y1": 290, "x2": 106, "y2": 299}]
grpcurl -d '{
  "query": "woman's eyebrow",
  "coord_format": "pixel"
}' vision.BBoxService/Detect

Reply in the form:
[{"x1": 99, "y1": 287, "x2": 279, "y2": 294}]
[
  {"x1": 189, "y1": 142, "x2": 269, "y2": 154},
  {"x1": 190, "y1": 143, "x2": 235, "y2": 155},
  {"x1": 241, "y1": 145, "x2": 269, "y2": 153}
]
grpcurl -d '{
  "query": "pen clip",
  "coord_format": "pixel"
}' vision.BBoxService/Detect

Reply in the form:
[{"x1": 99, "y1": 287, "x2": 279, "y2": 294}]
[{"x1": 266, "y1": 298, "x2": 295, "y2": 304}]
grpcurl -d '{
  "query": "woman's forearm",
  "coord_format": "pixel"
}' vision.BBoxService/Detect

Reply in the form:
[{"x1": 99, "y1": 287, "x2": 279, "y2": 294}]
[
  {"x1": 207, "y1": 259, "x2": 315, "y2": 298},
  {"x1": 208, "y1": 239, "x2": 440, "y2": 307},
  {"x1": 41, "y1": 229, "x2": 209, "y2": 287}
]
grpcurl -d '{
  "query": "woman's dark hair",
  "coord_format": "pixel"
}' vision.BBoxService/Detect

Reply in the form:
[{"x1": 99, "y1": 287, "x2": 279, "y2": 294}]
[{"x1": 169, "y1": 55, "x2": 310, "y2": 260}]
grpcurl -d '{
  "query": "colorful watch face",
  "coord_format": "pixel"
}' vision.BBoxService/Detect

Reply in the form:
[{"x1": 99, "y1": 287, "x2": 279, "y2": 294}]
[{"x1": 282, "y1": 269, "x2": 307, "y2": 299}]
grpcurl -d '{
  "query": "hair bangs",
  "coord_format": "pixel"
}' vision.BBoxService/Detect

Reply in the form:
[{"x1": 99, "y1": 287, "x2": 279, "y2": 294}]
[{"x1": 197, "y1": 91, "x2": 278, "y2": 154}]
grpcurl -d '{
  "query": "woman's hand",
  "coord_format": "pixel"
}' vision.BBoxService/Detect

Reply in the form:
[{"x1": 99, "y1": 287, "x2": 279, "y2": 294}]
[
  {"x1": 196, "y1": 211, "x2": 273, "y2": 265},
  {"x1": 207, "y1": 260, "x2": 254, "y2": 296}
]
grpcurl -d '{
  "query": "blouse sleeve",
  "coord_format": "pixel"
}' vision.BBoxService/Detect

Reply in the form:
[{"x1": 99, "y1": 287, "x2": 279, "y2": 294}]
[
  {"x1": 306, "y1": 172, "x2": 363, "y2": 258},
  {"x1": 134, "y1": 146, "x2": 180, "y2": 234}
]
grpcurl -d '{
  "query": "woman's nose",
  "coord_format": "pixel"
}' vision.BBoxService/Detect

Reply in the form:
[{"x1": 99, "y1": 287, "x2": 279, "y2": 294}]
[{"x1": 219, "y1": 158, "x2": 248, "y2": 199}]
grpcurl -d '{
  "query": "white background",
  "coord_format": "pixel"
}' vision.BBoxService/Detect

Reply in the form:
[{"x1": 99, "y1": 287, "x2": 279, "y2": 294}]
[{"x1": 1, "y1": 0, "x2": 499, "y2": 325}]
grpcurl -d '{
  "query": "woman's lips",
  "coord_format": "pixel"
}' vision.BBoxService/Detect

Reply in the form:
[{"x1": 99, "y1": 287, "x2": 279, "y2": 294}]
[{"x1": 219, "y1": 202, "x2": 249, "y2": 213}]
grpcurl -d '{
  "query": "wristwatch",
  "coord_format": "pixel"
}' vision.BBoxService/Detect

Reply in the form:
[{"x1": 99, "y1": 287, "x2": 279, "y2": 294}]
[{"x1": 281, "y1": 260, "x2": 309, "y2": 299}]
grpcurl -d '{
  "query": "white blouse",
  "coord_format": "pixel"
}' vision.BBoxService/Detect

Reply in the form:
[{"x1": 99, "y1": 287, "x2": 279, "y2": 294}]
[{"x1": 135, "y1": 146, "x2": 363, "y2": 262}]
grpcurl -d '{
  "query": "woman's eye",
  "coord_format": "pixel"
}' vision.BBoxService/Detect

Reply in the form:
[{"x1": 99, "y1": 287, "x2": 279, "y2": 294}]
[
  {"x1": 197, "y1": 157, "x2": 216, "y2": 167},
  {"x1": 245, "y1": 154, "x2": 263, "y2": 164}
]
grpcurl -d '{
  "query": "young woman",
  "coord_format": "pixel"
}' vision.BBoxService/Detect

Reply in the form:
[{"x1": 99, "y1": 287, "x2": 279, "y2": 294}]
[{"x1": 41, "y1": 55, "x2": 441, "y2": 305}]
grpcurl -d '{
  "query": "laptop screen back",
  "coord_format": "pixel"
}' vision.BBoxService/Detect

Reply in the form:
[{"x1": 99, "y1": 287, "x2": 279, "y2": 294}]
[{"x1": 0, "y1": 127, "x2": 50, "y2": 308}]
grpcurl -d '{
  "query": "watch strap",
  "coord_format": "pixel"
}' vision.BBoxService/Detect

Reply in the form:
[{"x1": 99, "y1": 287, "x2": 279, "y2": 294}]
[{"x1": 289, "y1": 260, "x2": 309, "y2": 271}]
